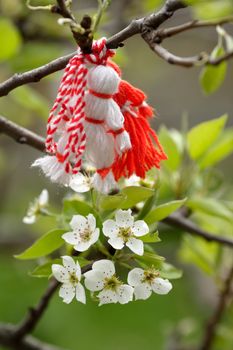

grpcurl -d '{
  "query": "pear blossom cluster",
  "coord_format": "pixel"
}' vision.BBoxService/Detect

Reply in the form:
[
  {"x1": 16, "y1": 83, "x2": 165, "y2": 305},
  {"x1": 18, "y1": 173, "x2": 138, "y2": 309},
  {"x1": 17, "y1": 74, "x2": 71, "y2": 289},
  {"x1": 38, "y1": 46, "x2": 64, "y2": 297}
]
[
  {"x1": 52, "y1": 209, "x2": 172, "y2": 305},
  {"x1": 62, "y1": 209, "x2": 149, "y2": 256},
  {"x1": 52, "y1": 257, "x2": 172, "y2": 305}
]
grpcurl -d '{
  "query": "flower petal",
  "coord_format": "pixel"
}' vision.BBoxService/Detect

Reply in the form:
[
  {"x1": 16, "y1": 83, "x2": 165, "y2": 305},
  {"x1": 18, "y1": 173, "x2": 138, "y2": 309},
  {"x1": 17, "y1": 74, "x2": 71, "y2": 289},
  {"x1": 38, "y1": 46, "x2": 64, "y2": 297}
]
[
  {"x1": 89, "y1": 228, "x2": 100, "y2": 245},
  {"x1": 62, "y1": 256, "x2": 76, "y2": 274},
  {"x1": 52, "y1": 264, "x2": 69, "y2": 283},
  {"x1": 98, "y1": 289, "x2": 118, "y2": 305},
  {"x1": 62, "y1": 231, "x2": 80, "y2": 245},
  {"x1": 74, "y1": 240, "x2": 92, "y2": 252},
  {"x1": 87, "y1": 213, "x2": 96, "y2": 231},
  {"x1": 75, "y1": 261, "x2": 82, "y2": 280},
  {"x1": 103, "y1": 219, "x2": 119, "y2": 238},
  {"x1": 92, "y1": 259, "x2": 115, "y2": 277},
  {"x1": 108, "y1": 237, "x2": 124, "y2": 250},
  {"x1": 134, "y1": 283, "x2": 152, "y2": 300},
  {"x1": 117, "y1": 285, "x2": 134, "y2": 304},
  {"x1": 84, "y1": 270, "x2": 105, "y2": 291},
  {"x1": 70, "y1": 215, "x2": 87, "y2": 231},
  {"x1": 126, "y1": 238, "x2": 144, "y2": 255},
  {"x1": 127, "y1": 268, "x2": 144, "y2": 286},
  {"x1": 76, "y1": 283, "x2": 86, "y2": 304},
  {"x1": 23, "y1": 215, "x2": 36, "y2": 224},
  {"x1": 59, "y1": 283, "x2": 75, "y2": 304},
  {"x1": 132, "y1": 220, "x2": 149, "y2": 237},
  {"x1": 152, "y1": 278, "x2": 173, "y2": 295},
  {"x1": 38, "y1": 189, "x2": 49, "y2": 206},
  {"x1": 69, "y1": 173, "x2": 91, "y2": 193},
  {"x1": 115, "y1": 209, "x2": 134, "y2": 228}
]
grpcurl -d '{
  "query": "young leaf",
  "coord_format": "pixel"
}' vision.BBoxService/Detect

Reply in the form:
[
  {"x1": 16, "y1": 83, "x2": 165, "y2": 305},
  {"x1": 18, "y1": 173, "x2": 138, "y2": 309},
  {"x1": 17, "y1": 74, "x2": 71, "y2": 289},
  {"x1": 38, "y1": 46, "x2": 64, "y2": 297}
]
[
  {"x1": 136, "y1": 252, "x2": 165, "y2": 267},
  {"x1": 159, "y1": 262, "x2": 183, "y2": 279},
  {"x1": 0, "y1": 18, "x2": 22, "y2": 62},
  {"x1": 140, "y1": 231, "x2": 160, "y2": 243},
  {"x1": 144, "y1": 198, "x2": 187, "y2": 225},
  {"x1": 158, "y1": 126, "x2": 181, "y2": 171},
  {"x1": 187, "y1": 197, "x2": 233, "y2": 223},
  {"x1": 30, "y1": 257, "x2": 90, "y2": 278},
  {"x1": 199, "y1": 128, "x2": 233, "y2": 168},
  {"x1": 100, "y1": 186, "x2": 153, "y2": 210},
  {"x1": 200, "y1": 45, "x2": 227, "y2": 95},
  {"x1": 187, "y1": 114, "x2": 227, "y2": 159},
  {"x1": 15, "y1": 229, "x2": 66, "y2": 260}
]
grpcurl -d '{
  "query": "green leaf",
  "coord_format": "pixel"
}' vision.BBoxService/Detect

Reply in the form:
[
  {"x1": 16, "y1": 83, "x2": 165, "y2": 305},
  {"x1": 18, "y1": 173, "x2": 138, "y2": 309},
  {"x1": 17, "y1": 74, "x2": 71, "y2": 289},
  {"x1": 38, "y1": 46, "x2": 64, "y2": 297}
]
[
  {"x1": 63, "y1": 198, "x2": 93, "y2": 218},
  {"x1": 140, "y1": 231, "x2": 160, "y2": 243},
  {"x1": 159, "y1": 263, "x2": 183, "y2": 280},
  {"x1": 121, "y1": 186, "x2": 154, "y2": 209},
  {"x1": 11, "y1": 86, "x2": 49, "y2": 119},
  {"x1": 158, "y1": 126, "x2": 181, "y2": 171},
  {"x1": 100, "y1": 193, "x2": 126, "y2": 211},
  {"x1": 15, "y1": 229, "x2": 66, "y2": 260},
  {"x1": 136, "y1": 252, "x2": 165, "y2": 268},
  {"x1": 30, "y1": 257, "x2": 90, "y2": 278},
  {"x1": 199, "y1": 128, "x2": 233, "y2": 168},
  {"x1": 144, "y1": 199, "x2": 187, "y2": 225},
  {"x1": 187, "y1": 197, "x2": 233, "y2": 223},
  {"x1": 63, "y1": 198, "x2": 102, "y2": 227},
  {"x1": 0, "y1": 18, "x2": 22, "y2": 62},
  {"x1": 187, "y1": 114, "x2": 227, "y2": 159},
  {"x1": 100, "y1": 186, "x2": 154, "y2": 211},
  {"x1": 200, "y1": 45, "x2": 227, "y2": 95}
]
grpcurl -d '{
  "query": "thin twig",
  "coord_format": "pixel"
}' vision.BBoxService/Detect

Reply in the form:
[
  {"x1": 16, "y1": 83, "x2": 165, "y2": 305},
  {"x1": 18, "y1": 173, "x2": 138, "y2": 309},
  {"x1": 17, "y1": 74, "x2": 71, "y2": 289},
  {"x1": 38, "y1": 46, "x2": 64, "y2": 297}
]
[
  {"x1": 14, "y1": 279, "x2": 59, "y2": 339},
  {"x1": 156, "y1": 17, "x2": 233, "y2": 41},
  {"x1": 163, "y1": 213, "x2": 233, "y2": 247},
  {"x1": 199, "y1": 264, "x2": 233, "y2": 350},
  {"x1": 0, "y1": 323, "x2": 65, "y2": 350},
  {"x1": 0, "y1": 115, "x2": 45, "y2": 152}
]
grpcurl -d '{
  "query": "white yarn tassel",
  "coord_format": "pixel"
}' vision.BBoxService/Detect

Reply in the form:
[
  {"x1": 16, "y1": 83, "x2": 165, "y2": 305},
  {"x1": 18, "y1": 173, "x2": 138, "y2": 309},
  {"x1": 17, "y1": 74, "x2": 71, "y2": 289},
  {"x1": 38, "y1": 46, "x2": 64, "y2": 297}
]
[
  {"x1": 92, "y1": 171, "x2": 117, "y2": 194},
  {"x1": 32, "y1": 134, "x2": 71, "y2": 185},
  {"x1": 115, "y1": 130, "x2": 131, "y2": 154}
]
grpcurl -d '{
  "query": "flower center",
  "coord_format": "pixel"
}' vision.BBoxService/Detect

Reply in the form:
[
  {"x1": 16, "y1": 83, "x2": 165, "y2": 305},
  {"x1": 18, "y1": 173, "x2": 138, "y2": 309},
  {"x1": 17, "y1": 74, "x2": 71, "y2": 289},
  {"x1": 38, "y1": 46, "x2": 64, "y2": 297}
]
[
  {"x1": 118, "y1": 227, "x2": 132, "y2": 242},
  {"x1": 142, "y1": 269, "x2": 160, "y2": 284},
  {"x1": 80, "y1": 228, "x2": 92, "y2": 242},
  {"x1": 69, "y1": 273, "x2": 79, "y2": 285},
  {"x1": 104, "y1": 275, "x2": 122, "y2": 291}
]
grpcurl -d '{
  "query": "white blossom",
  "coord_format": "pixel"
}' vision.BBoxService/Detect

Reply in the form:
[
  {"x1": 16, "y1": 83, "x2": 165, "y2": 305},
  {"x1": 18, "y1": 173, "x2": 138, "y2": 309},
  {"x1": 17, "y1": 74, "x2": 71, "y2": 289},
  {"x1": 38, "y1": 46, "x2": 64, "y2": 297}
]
[
  {"x1": 52, "y1": 256, "x2": 86, "y2": 304},
  {"x1": 69, "y1": 173, "x2": 92, "y2": 193},
  {"x1": 84, "y1": 259, "x2": 134, "y2": 306},
  {"x1": 128, "y1": 267, "x2": 172, "y2": 300},
  {"x1": 23, "y1": 189, "x2": 49, "y2": 224},
  {"x1": 103, "y1": 209, "x2": 149, "y2": 256},
  {"x1": 62, "y1": 214, "x2": 99, "y2": 252}
]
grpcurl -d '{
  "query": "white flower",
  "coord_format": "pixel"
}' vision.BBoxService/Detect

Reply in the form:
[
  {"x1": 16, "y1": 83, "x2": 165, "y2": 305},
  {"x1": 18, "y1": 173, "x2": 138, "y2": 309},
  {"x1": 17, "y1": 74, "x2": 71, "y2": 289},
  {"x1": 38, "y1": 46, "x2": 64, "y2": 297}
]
[
  {"x1": 23, "y1": 189, "x2": 49, "y2": 224},
  {"x1": 52, "y1": 256, "x2": 86, "y2": 304},
  {"x1": 62, "y1": 214, "x2": 99, "y2": 252},
  {"x1": 124, "y1": 175, "x2": 141, "y2": 187},
  {"x1": 128, "y1": 267, "x2": 172, "y2": 300},
  {"x1": 69, "y1": 173, "x2": 92, "y2": 193},
  {"x1": 103, "y1": 209, "x2": 149, "y2": 256},
  {"x1": 84, "y1": 259, "x2": 134, "y2": 306}
]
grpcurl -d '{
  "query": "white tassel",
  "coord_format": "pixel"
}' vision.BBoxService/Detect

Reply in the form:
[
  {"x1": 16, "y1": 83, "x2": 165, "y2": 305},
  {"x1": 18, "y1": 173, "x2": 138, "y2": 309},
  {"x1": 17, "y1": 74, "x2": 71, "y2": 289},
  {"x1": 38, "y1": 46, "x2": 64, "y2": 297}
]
[
  {"x1": 32, "y1": 134, "x2": 71, "y2": 185},
  {"x1": 32, "y1": 156, "x2": 71, "y2": 185},
  {"x1": 92, "y1": 171, "x2": 117, "y2": 194}
]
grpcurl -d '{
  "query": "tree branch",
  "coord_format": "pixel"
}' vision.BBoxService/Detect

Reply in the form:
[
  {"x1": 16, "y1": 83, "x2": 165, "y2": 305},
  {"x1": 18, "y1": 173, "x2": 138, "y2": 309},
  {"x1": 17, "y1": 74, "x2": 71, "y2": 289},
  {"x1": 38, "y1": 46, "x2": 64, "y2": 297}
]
[
  {"x1": 0, "y1": 115, "x2": 45, "y2": 152},
  {"x1": 199, "y1": 264, "x2": 233, "y2": 350},
  {"x1": 163, "y1": 213, "x2": 233, "y2": 247},
  {"x1": 0, "y1": 264, "x2": 93, "y2": 350},
  {"x1": 0, "y1": 324, "x2": 66, "y2": 350},
  {"x1": 0, "y1": 53, "x2": 74, "y2": 97},
  {"x1": 156, "y1": 17, "x2": 233, "y2": 41}
]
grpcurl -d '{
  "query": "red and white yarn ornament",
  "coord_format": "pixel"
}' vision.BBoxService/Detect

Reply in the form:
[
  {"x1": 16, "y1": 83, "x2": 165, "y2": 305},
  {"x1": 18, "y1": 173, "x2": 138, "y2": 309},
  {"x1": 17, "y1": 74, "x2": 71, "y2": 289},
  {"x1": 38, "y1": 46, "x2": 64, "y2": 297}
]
[{"x1": 33, "y1": 38, "x2": 167, "y2": 193}]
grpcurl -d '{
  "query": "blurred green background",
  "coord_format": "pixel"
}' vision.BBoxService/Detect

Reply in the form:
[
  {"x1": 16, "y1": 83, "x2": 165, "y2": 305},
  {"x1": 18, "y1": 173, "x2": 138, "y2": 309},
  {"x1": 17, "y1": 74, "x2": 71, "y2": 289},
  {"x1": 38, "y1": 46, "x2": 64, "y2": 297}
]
[{"x1": 0, "y1": 1, "x2": 233, "y2": 350}]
